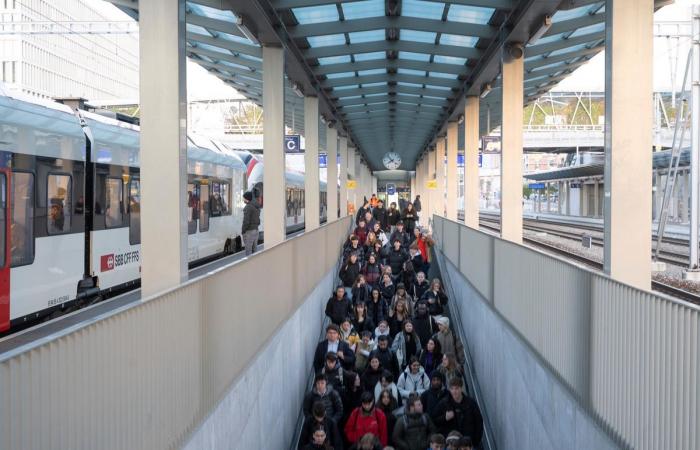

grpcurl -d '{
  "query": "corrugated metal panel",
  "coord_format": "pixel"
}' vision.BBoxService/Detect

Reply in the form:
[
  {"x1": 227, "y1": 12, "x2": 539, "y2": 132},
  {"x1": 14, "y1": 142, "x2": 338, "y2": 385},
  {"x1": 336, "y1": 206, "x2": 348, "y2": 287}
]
[
  {"x1": 435, "y1": 214, "x2": 700, "y2": 450},
  {"x1": 0, "y1": 216, "x2": 352, "y2": 450}
]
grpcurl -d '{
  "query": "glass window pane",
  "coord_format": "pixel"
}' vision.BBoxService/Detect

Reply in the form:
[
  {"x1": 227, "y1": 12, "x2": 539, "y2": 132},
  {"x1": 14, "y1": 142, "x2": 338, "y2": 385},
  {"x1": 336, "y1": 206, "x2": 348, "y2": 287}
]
[
  {"x1": 129, "y1": 179, "x2": 140, "y2": 245},
  {"x1": 188, "y1": 183, "x2": 198, "y2": 235},
  {"x1": 47, "y1": 174, "x2": 71, "y2": 235},
  {"x1": 105, "y1": 178, "x2": 123, "y2": 228},
  {"x1": 11, "y1": 172, "x2": 33, "y2": 266},
  {"x1": 199, "y1": 183, "x2": 210, "y2": 232}
]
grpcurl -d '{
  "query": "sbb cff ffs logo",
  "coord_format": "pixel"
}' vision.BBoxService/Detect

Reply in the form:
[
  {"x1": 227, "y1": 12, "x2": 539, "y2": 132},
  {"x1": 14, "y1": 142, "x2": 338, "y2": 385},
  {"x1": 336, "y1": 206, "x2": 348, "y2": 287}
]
[{"x1": 101, "y1": 254, "x2": 115, "y2": 272}]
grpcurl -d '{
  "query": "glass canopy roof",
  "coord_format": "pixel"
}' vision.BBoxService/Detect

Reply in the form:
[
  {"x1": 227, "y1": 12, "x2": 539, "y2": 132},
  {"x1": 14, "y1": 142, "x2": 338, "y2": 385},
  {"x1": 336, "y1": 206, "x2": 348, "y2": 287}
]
[{"x1": 109, "y1": 0, "x2": 609, "y2": 169}]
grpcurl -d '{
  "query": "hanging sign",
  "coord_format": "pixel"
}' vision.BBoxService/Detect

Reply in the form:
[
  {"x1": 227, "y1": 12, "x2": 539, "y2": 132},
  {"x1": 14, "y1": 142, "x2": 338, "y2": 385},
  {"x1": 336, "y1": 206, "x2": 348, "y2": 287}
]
[
  {"x1": 284, "y1": 134, "x2": 301, "y2": 153},
  {"x1": 426, "y1": 179, "x2": 437, "y2": 189},
  {"x1": 319, "y1": 153, "x2": 327, "y2": 168},
  {"x1": 347, "y1": 180, "x2": 357, "y2": 189},
  {"x1": 386, "y1": 183, "x2": 396, "y2": 195}
]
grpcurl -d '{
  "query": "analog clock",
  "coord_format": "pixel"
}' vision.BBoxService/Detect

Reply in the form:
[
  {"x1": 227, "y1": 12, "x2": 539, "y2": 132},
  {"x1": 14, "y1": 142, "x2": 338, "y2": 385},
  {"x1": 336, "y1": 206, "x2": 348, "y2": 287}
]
[{"x1": 382, "y1": 152, "x2": 402, "y2": 170}]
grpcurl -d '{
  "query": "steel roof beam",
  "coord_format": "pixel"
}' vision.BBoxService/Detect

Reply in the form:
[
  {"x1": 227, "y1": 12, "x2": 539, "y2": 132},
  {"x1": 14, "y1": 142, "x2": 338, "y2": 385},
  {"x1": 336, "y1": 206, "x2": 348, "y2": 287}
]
[
  {"x1": 186, "y1": 32, "x2": 262, "y2": 58},
  {"x1": 525, "y1": 45, "x2": 602, "y2": 71},
  {"x1": 324, "y1": 73, "x2": 459, "y2": 89},
  {"x1": 289, "y1": 16, "x2": 495, "y2": 39},
  {"x1": 189, "y1": 57, "x2": 263, "y2": 84},
  {"x1": 304, "y1": 40, "x2": 483, "y2": 60},
  {"x1": 332, "y1": 85, "x2": 455, "y2": 99},
  {"x1": 186, "y1": 13, "x2": 247, "y2": 39},
  {"x1": 274, "y1": 0, "x2": 513, "y2": 8},
  {"x1": 315, "y1": 59, "x2": 467, "y2": 76},
  {"x1": 526, "y1": 31, "x2": 604, "y2": 56},
  {"x1": 187, "y1": 46, "x2": 263, "y2": 70},
  {"x1": 341, "y1": 103, "x2": 445, "y2": 113},
  {"x1": 543, "y1": 12, "x2": 605, "y2": 37},
  {"x1": 338, "y1": 94, "x2": 449, "y2": 107}
]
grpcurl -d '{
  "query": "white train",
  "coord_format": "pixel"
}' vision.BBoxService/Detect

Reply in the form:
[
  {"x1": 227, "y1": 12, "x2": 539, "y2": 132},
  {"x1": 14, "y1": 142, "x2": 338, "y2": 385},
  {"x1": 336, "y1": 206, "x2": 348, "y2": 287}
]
[{"x1": 0, "y1": 93, "x2": 325, "y2": 333}]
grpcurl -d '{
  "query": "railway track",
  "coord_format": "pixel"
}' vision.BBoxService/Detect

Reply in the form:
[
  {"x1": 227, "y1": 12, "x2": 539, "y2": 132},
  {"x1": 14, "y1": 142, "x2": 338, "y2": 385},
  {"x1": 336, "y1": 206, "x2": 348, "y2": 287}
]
[{"x1": 479, "y1": 220, "x2": 700, "y2": 305}]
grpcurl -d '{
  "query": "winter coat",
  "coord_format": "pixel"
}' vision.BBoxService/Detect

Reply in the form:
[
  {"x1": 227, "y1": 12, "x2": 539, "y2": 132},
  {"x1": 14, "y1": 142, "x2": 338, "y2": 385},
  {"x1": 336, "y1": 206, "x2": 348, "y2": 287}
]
[
  {"x1": 392, "y1": 412, "x2": 436, "y2": 450},
  {"x1": 339, "y1": 262, "x2": 362, "y2": 288},
  {"x1": 322, "y1": 364, "x2": 356, "y2": 398},
  {"x1": 434, "y1": 328, "x2": 465, "y2": 366},
  {"x1": 361, "y1": 364, "x2": 384, "y2": 392},
  {"x1": 351, "y1": 284, "x2": 371, "y2": 305},
  {"x1": 411, "y1": 280, "x2": 430, "y2": 302},
  {"x1": 432, "y1": 394, "x2": 483, "y2": 446},
  {"x1": 421, "y1": 289, "x2": 448, "y2": 316},
  {"x1": 303, "y1": 385, "x2": 344, "y2": 425},
  {"x1": 397, "y1": 366, "x2": 430, "y2": 401},
  {"x1": 387, "y1": 208, "x2": 400, "y2": 226},
  {"x1": 380, "y1": 282, "x2": 395, "y2": 302},
  {"x1": 375, "y1": 230, "x2": 389, "y2": 247},
  {"x1": 417, "y1": 236, "x2": 433, "y2": 264},
  {"x1": 362, "y1": 262, "x2": 382, "y2": 287},
  {"x1": 373, "y1": 381, "x2": 400, "y2": 405},
  {"x1": 325, "y1": 295, "x2": 353, "y2": 326},
  {"x1": 387, "y1": 248, "x2": 409, "y2": 275},
  {"x1": 412, "y1": 311, "x2": 437, "y2": 348},
  {"x1": 391, "y1": 331, "x2": 422, "y2": 368},
  {"x1": 417, "y1": 349, "x2": 442, "y2": 378},
  {"x1": 389, "y1": 230, "x2": 411, "y2": 249},
  {"x1": 355, "y1": 339, "x2": 376, "y2": 372},
  {"x1": 369, "y1": 347, "x2": 401, "y2": 380},
  {"x1": 298, "y1": 416, "x2": 343, "y2": 450},
  {"x1": 352, "y1": 316, "x2": 375, "y2": 337},
  {"x1": 356, "y1": 206, "x2": 370, "y2": 225},
  {"x1": 413, "y1": 197, "x2": 422, "y2": 212},
  {"x1": 388, "y1": 314, "x2": 407, "y2": 340},
  {"x1": 344, "y1": 407, "x2": 388, "y2": 446},
  {"x1": 402, "y1": 209, "x2": 417, "y2": 231},
  {"x1": 367, "y1": 298, "x2": 388, "y2": 327},
  {"x1": 354, "y1": 226, "x2": 369, "y2": 246},
  {"x1": 420, "y1": 383, "x2": 448, "y2": 417},
  {"x1": 340, "y1": 325, "x2": 361, "y2": 351},
  {"x1": 314, "y1": 339, "x2": 356, "y2": 372},
  {"x1": 373, "y1": 207, "x2": 388, "y2": 230},
  {"x1": 343, "y1": 244, "x2": 365, "y2": 265},
  {"x1": 241, "y1": 201, "x2": 261, "y2": 233}
]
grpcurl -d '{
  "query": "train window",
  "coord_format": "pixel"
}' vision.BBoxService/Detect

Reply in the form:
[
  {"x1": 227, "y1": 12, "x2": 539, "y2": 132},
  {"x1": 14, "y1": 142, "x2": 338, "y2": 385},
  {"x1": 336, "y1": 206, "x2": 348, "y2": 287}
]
[
  {"x1": 105, "y1": 178, "x2": 123, "y2": 228},
  {"x1": 129, "y1": 179, "x2": 140, "y2": 245},
  {"x1": 210, "y1": 182, "x2": 229, "y2": 217},
  {"x1": 199, "y1": 183, "x2": 210, "y2": 232},
  {"x1": 47, "y1": 174, "x2": 72, "y2": 235},
  {"x1": 11, "y1": 172, "x2": 34, "y2": 267},
  {"x1": 220, "y1": 182, "x2": 230, "y2": 215},
  {"x1": 187, "y1": 183, "x2": 198, "y2": 235}
]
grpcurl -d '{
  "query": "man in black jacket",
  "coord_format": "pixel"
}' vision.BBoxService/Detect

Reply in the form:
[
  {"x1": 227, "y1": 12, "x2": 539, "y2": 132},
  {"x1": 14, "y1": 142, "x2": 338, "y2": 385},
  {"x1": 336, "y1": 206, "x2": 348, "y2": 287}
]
[
  {"x1": 241, "y1": 191, "x2": 260, "y2": 256},
  {"x1": 298, "y1": 400, "x2": 344, "y2": 450},
  {"x1": 373, "y1": 200, "x2": 388, "y2": 230},
  {"x1": 356, "y1": 200, "x2": 371, "y2": 225},
  {"x1": 387, "y1": 202, "x2": 400, "y2": 233},
  {"x1": 392, "y1": 396, "x2": 437, "y2": 450},
  {"x1": 387, "y1": 239, "x2": 410, "y2": 276},
  {"x1": 303, "y1": 373, "x2": 344, "y2": 425},
  {"x1": 432, "y1": 378, "x2": 483, "y2": 447},
  {"x1": 420, "y1": 372, "x2": 448, "y2": 417},
  {"x1": 314, "y1": 323, "x2": 356, "y2": 371},
  {"x1": 369, "y1": 335, "x2": 400, "y2": 380},
  {"x1": 325, "y1": 287, "x2": 353, "y2": 326},
  {"x1": 390, "y1": 221, "x2": 411, "y2": 249}
]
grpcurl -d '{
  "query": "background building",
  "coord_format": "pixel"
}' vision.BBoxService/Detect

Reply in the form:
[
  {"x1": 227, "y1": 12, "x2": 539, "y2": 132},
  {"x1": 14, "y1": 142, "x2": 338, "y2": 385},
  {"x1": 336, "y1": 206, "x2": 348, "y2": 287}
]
[{"x1": 0, "y1": 0, "x2": 138, "y2": 100}]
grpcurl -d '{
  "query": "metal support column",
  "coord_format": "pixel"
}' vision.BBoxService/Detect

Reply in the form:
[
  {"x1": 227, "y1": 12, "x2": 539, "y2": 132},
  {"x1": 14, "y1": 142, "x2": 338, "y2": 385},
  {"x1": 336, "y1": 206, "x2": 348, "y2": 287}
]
[
  {"x1": 263, "y1": 45, "x2": 286, "y2": 247},
  {"x1": 500, "y1": 45, "x2": 524, "y2": 243},
  {"x1": 347, "y1": 146, "x2": 356, "y2": 210},
  {"x1": 447, "y1": 122, "x2": 459, "y2": 221},
  {"x1": 327, "y1": 126, "x2": 338, "y2": 221},
  {"x1": 436, "y1": 137, "x2": 446, "y2": 218},
  {"x1": 604, "y1": 0, "x2": 653, "y2": 289},
  {"x1": 464, "y1": 96, "x2": 480, "y2": 228},
  {"x1": 339, "y1": 136, "x2": 348, "y2": 216},
  {"x1": 139, "y1": 0, "x2": 188, "y2": 296},
  {"x1": 304, "y1": 96, "x2": 320, "y2": 231},
  {"x1": 593, "y1": 181, "x2": 600, "y2": 218},
  {"x1": 557, "y1": 181, "x2": 562, "y2": 214},
  {"x1": 546, "y1": 182, "x2": 551, "y2": 213},
  {"x1": 691, "y1": 5, "x2": 700, "y2": 269},
  {"x1": 427, "y1": 147, "x2": 436, "y2": 224}
]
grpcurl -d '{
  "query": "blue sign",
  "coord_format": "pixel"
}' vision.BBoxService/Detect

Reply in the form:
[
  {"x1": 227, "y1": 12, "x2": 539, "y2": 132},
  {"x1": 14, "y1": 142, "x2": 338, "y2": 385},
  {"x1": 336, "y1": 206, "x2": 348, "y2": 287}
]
[
  {"x1": 528, "y1": 183, "x2": 546, "y2": 189},
  {"x1": 457, "y1": 154, "x2": 464, "y2": 167},
  {"x1": 386, "y1": 183, "x2": 396, "y2": 195},
  {"x1": 284, "y1": 134, "x2": 301, "y2": 153},
  {"x1": 478, "y1": 152, "x2": 482, "y2": 168},
  {"x1": 319, "y1": 153, "x2": 327, "y2": 168}
]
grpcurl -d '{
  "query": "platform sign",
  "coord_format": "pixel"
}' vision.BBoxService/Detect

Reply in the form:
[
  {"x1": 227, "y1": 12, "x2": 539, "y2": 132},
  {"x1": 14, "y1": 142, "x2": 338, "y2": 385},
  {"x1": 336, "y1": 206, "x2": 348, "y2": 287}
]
[
  {"x1": 319, "y1": 153, "x2": 327, "y2": 168},
  {"x1": 284, "y1": 134, "x2": 301, "y2": 153},
  {"x1": 570, "y1": 182, "x2": 582, "y2": 189},
  {"x1": 347, "y1": 180, "x2": 357, "y2": 189},
  {"x1": 478, "y1": 152, "x2": 482, "y2": 168},
  {"x1": 528, "y1": 183, "x2": 546, "y2": 189},
  {"x1": 457, "y1": 154, "x2": 464, "y2": 167},
  {"x1": 386, "y1": 183, "x2": 396, "y2": 195},
  {"x1": 481, "y1": 135, "x2": 501, "y2": 154},
  {"x1": 426, "y1": 179, "x2": 437, "y2": 189}
]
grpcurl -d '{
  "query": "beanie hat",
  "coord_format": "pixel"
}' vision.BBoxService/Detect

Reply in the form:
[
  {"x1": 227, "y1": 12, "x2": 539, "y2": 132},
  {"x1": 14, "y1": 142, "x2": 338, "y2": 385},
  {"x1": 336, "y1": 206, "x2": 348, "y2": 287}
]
[
  {"x1": 436, "y1": 317, "x2": 450, "y2": 328},
  {"x1": 243, "y1": 191, "x2": 253, "y2": 201}
]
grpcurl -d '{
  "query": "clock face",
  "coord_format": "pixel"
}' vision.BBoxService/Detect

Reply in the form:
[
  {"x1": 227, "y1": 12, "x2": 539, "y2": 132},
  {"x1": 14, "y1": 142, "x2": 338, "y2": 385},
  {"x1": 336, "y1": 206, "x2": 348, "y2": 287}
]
[{"x1": 382, "y1": 152, "x2": 402, "y2": 170}]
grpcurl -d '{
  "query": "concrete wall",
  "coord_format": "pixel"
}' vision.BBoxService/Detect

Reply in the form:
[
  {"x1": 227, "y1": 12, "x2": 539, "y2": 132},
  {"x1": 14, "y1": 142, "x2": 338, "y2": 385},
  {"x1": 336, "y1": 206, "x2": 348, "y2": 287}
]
[
  {"x1": 438, "y1": 253, "x2": 622, "y2": 450},
  {"x1": 183, "y1": 268, "x2": 335, "y2": 450}
]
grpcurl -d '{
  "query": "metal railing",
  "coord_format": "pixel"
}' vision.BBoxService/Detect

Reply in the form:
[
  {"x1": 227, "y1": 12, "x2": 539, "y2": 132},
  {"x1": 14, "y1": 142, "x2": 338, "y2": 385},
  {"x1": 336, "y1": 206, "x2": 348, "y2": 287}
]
[
  {"x1": 0, "y1": 216, "x2": 352, "y2": 450},
  {"x1": 432, "y1": 215, "x2": 700, "y2": 450}
]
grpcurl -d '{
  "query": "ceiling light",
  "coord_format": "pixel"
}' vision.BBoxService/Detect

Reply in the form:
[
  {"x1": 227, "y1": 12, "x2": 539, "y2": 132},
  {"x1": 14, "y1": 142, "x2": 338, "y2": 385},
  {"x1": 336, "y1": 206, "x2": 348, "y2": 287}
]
[
  {"x1": 480, "y1": 83, "x2": 492, "y2": 99},
  {"x1": 528, "y1": 15, "x2": 552, "y2": 45},
  {"x1": 291, "y1": 82, "x2": 304, "y2": 98},
  {"x1": 236, "y1": 16, "x2": 259, "y2": 45},
  {"x1": 458, "y1": 114, "x2": 464, "y2": 124}
]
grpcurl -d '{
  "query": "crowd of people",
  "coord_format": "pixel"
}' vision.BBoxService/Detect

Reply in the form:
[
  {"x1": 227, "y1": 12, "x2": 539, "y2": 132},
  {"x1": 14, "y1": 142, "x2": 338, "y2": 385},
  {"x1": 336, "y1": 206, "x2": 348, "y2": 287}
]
[{"x1": 300, "y1": 195, "x2": 483, "y2": 450}]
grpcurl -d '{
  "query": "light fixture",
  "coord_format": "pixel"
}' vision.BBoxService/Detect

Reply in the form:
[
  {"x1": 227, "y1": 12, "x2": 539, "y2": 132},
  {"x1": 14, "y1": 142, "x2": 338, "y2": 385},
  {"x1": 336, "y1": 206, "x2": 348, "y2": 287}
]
[
  {"x1": 507, "y1": 42, "x2": 524, "y2": 60},
  {"x1": 320, "y1": 115, "x2": 327, "y2": 125},
  {"x1": 458, "y1": 114, "x2": 464, "y2": 124},
  {"x1": 291, "y1": 82, "x2": 304, "y2": 98},
  {"x1": 528, "y1": 15, "x2": 552, "y2": 45},
  {"x1": 236, "y1": 16, "x2": 259, "y2": 45},
  {"x1": 480, "y1": 83, "x2": 492, "y2": 99}
]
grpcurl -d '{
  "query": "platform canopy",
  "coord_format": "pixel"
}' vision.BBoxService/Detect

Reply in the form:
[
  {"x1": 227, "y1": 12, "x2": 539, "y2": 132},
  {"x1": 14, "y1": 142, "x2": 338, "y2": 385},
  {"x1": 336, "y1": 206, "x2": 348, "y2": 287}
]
[{"x1": 108, "y1": 0, "x2": 668, "y2": 170}]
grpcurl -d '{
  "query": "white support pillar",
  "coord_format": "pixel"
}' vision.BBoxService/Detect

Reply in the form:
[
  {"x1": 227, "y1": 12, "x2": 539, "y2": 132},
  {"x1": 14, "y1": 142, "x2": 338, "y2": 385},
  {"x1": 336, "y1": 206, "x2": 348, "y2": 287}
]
[
  {"x1": 347, "y1": 146, "x2": 356, "y2": 210},
  {"x1": 464, "y1": 97, "x2": 480, "y2": 228},
  {"x1": 139, "y1": 0, "x2": 188, "y2": 297},
  {"x1": 304, "y1": 96, "x2": 320, "y2": 231},
  {"x1": 446, "y1": 122, "x2": 459, "y2": 221},
  {"x1": 262, "y1": 46, "x2": 286, "y2": 247},
  {"x1": 603, "y1": 0, "x2": 653, "y2": 289},
  {"x1": 339, "y1": 136, "x2": 348, "y2": 216},
  {"x1": 500, "y1": 46, "x2": 524, "y2": 243},
  {"x1": 427, "y1": 147, "x2": 436, "y2": 224},
  {"x1": 593, "y1": 180, "x2": 600, "y2": 218},
  {"x1": 327, "y1": 126, "x2": 338, "y2": 221},
  {"x1": 436, "y1": 137, "x2": 447, "y2": 218}
]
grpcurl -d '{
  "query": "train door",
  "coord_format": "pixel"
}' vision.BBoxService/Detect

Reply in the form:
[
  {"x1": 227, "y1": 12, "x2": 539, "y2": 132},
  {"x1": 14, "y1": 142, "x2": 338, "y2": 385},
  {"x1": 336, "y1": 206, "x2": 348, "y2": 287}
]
[{"x1": 0, "y1": 164, "x2": 10, "y2": 331}]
